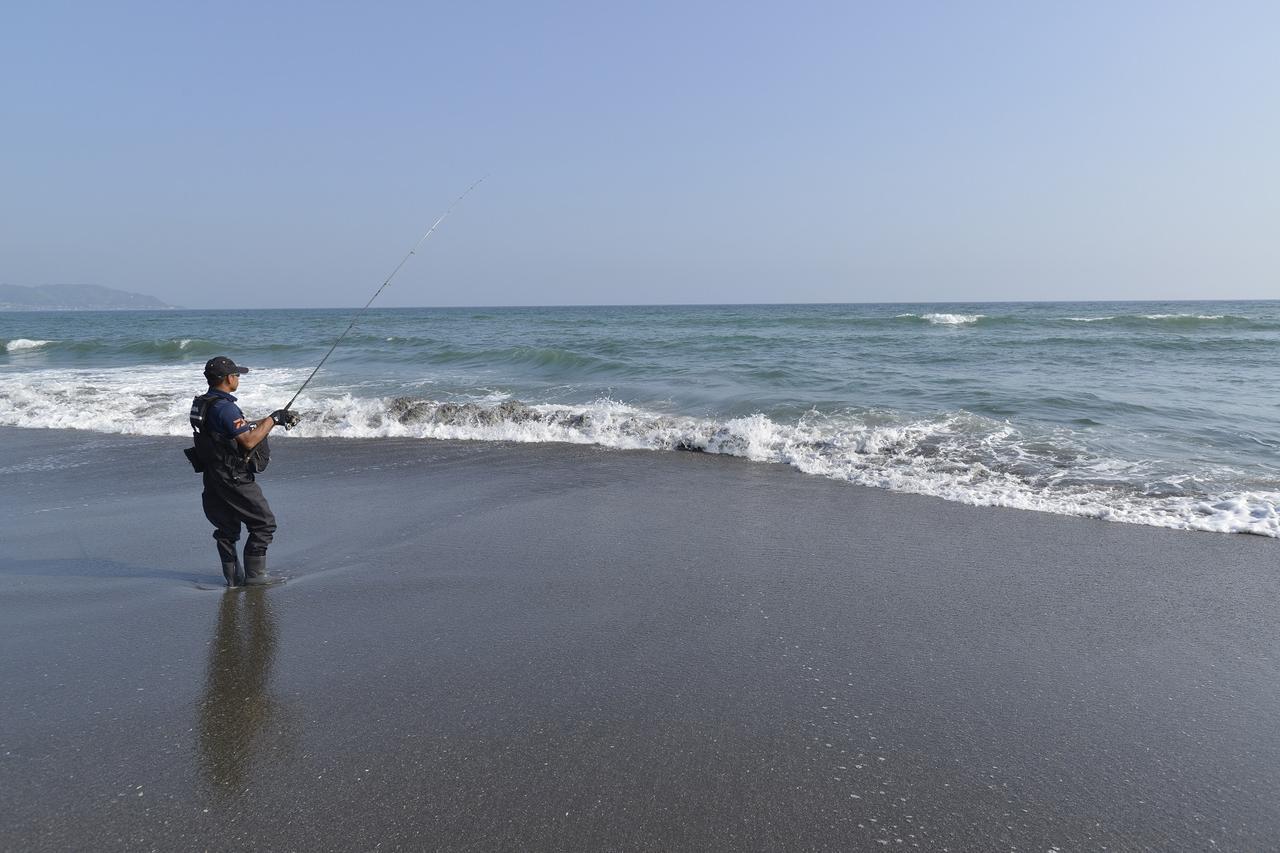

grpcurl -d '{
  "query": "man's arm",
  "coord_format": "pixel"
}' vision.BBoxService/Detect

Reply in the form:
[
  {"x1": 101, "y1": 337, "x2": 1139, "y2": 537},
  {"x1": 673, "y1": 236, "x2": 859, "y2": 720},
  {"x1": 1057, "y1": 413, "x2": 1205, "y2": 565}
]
[{"x1": 235, "y1": 417, "x2": 275, "y2": 451}]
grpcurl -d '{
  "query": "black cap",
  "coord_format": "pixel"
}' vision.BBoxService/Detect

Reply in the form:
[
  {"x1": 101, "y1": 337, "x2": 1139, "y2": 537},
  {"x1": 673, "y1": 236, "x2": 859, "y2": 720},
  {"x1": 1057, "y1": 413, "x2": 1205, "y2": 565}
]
[{"x1": 204, "y1": 356, "x2": 250, "y2": 378}]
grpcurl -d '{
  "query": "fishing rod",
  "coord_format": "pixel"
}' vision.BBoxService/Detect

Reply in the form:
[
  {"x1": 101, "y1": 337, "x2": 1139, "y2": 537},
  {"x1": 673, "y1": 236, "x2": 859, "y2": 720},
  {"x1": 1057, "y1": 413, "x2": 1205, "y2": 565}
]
[{"x1": 281, "y1": 175, "x2": 488, "y2": 413}]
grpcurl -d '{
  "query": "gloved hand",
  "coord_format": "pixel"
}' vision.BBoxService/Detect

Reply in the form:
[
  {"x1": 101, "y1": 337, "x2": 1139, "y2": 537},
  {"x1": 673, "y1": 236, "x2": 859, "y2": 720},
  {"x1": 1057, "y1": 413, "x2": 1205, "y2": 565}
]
[{"x1": 270, "y1": 409, "x2": 301, "y2": 429}]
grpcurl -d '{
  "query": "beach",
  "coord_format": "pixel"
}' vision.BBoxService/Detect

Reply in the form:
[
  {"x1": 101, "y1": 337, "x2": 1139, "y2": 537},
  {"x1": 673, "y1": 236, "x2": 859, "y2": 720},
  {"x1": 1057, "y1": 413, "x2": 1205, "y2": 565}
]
[
  {"x1": 2, "y1": 425, "x2": 1277, "y2": 851},
  {"x1": 9, "y1": 0, "x2": 1280, "y2": 846}
]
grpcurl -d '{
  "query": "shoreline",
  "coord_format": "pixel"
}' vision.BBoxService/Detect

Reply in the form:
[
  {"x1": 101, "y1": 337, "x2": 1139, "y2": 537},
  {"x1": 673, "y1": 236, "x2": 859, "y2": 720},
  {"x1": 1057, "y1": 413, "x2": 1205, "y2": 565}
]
[
  {"x1": 2, "y1": 417, "x2": 1273, "y2": 541},
  {"x1": 2, "y1": 425, "x2": 1278, "y2": 850},
  {"x1": 6, "y1": 299, "x2": 1279, "y2": 541}
]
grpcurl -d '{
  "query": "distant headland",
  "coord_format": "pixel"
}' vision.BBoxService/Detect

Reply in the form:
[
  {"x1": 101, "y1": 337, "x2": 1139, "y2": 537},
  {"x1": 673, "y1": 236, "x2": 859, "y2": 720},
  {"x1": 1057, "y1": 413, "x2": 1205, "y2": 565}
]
[{"x1": 0, "y1": 284, "x2": 175, "y2": 311}]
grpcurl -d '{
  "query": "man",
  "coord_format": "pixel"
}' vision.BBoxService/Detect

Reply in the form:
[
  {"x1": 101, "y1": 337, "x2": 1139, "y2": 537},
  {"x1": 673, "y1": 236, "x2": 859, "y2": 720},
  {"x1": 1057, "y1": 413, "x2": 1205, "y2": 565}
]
[{"x1": 190, "y1": 356, "x2": 299, "y2": 587}]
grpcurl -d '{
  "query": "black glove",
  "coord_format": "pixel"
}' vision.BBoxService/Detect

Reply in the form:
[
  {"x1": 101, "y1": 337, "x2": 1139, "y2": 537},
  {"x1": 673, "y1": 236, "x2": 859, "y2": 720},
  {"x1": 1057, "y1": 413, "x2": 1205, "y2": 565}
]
[{"x1": 270, "y1": 409, "x2": 301, "y2": 429}]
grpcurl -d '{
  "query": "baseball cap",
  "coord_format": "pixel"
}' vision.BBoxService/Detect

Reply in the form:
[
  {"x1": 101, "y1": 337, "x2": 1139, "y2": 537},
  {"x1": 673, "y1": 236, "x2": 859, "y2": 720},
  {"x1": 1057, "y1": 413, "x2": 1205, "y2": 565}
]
[{"x1": 204, "y1": 356, "x2": 251, "y2": 378}]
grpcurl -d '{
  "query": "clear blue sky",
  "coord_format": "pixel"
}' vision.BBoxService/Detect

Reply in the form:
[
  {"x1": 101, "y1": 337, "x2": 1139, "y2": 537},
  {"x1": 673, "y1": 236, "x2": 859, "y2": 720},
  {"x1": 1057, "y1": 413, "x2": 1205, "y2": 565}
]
[{"x1": 3, "y1": 1, "x2": 1276, "y2": 307}]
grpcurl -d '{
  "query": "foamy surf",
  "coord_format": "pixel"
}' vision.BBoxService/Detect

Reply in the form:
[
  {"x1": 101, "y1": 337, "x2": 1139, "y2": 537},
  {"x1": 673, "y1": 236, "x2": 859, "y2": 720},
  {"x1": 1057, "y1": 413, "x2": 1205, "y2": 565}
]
[
  {"x1": 286, "y1": 396, "x2": 1280, "y2": 538},
  {"x1": 895, "y1": 313, "x2": 984, "y2": 325},
  {"x1": 3, "y1": 300, "x2": 1277, "y2": 539},
  {"x1": 1063, "y1": 313, "x2": 1241, "y2": 326},
  {"x1": 4, "y1": 339, "x2": 55, "y2": 352},
  {"x1": 0, "y1": 365, "x2": 1275, "y2": 539}
]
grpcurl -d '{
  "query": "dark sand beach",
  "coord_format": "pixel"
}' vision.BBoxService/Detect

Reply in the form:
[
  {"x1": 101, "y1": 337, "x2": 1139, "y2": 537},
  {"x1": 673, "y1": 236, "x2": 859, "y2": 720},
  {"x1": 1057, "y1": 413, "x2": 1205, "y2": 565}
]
[{"x1": 2, "y1": 425, "x2": 1278, "y2": 851}]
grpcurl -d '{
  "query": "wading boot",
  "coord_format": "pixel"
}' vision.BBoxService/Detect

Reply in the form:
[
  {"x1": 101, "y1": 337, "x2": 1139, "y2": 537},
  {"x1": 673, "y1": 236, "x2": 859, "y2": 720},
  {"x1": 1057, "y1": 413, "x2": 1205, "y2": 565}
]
[
  {"x1": 243, "y1": 554, "x2": 285, "y2": 587},
  {"x1": 221, "y1": 560, "x2": 242, "y2": 587}
]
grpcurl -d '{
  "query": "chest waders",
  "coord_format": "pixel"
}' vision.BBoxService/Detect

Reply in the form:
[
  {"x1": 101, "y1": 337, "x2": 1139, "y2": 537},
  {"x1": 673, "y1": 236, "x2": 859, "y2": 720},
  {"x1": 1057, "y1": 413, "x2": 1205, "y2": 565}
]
[{"x1": 188, "y1": 394, "x2": 280, "y2": 587}]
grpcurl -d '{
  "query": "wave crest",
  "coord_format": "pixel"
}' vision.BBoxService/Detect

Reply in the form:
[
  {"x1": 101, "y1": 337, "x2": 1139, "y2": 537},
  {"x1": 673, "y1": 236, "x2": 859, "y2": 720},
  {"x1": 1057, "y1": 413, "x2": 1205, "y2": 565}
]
[
  {"x1": 895, "y1": 313, "x2": 985, "y2": 326},
  {"x1": 1062, "y1": 313, "x2": 1250, "y2": 328},
  {"x1": 275, "y1": 395, "x2": 1278, "y2": 538},
  {"x1": 4, "y1": 339, "x2": 54, "y2": 352}
]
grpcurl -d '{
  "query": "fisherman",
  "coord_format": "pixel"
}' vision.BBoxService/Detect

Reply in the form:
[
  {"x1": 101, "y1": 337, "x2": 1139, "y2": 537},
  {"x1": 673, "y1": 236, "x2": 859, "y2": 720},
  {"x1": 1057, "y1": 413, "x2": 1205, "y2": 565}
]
[{"x1": 189, "y1": 356, "x2": 299, "y2": 587}]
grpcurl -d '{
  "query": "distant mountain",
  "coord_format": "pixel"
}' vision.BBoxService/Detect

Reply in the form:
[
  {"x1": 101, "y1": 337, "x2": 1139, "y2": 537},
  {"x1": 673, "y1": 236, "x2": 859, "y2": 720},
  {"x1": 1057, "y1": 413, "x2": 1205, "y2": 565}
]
[{"x1": 0, "y1": 284, "x2": 175, "y2": 311}]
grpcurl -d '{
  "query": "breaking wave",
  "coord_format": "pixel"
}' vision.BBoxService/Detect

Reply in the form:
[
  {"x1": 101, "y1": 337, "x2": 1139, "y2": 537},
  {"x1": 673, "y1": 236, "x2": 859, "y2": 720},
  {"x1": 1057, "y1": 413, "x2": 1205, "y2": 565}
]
[
  {"x1": 896, "y1": 313, "x2": 985, "y2": 326},
  {"x1": 4, "y1": 339, "x2": 55, "y2": 352},
  {"x1": 1061, "y1": 313, "x2": 1252, "y2": 328},
  {"x1": 1, "y1": 337, "x2": 231, "y2": 359},
  {"x1": 0, "y1": 366, "x2": 1275, "y2": 539}
]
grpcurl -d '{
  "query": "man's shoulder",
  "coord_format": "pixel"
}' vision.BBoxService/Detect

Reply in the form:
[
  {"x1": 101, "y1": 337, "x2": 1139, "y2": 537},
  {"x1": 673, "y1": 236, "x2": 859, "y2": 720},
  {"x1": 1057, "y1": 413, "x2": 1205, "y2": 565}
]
[
  {"x1": 204, "y1": 393, "x2": 241, "y2": 416},
  {"x1": 206, "y1": 395, "x2": 250, "y2": 436}
]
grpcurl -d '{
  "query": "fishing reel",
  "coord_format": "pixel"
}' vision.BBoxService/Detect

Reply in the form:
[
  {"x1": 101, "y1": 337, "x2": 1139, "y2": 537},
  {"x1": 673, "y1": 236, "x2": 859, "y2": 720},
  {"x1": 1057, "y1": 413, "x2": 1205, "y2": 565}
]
[{"x1": 270, "y1": 409, "x2": 302, "y2": 430}]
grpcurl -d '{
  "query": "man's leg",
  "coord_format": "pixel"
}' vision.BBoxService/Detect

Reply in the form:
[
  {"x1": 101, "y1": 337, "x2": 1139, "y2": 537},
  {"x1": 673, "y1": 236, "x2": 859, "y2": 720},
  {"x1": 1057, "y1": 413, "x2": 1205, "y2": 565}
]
[
  {"x1": 202, "y1": 484, "x2": 243, "y2": 585},
  {"x1": 218, "y1": 481, "x2": 276, "y2": 556},
  {"x1": 215, "y1": 481, "x2": 278, "y2": 582}
]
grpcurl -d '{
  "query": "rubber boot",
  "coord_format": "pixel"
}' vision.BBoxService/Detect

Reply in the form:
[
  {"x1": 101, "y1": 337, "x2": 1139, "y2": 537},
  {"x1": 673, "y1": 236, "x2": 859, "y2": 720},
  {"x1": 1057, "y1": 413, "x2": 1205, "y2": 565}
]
[
  {"x1": 243, "y1": 554, "x2": 285, "y2": 587},
  {"x1": 221, "y1": 560, "x2": 241, "y2": 587}
]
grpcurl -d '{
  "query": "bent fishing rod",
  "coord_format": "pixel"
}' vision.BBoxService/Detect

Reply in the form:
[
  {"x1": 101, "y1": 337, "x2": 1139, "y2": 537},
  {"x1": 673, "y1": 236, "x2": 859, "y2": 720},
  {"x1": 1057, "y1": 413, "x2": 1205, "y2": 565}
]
[{"x1": 278, "y1": 176, "x2": 487, "y2": 414}]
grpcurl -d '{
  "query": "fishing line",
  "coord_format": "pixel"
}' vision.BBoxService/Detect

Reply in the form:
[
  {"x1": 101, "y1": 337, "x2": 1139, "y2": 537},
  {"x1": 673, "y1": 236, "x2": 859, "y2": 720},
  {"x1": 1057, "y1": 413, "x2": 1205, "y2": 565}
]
[{"x1": 282, "y1": 175, "x2": 488, "y2": 412}]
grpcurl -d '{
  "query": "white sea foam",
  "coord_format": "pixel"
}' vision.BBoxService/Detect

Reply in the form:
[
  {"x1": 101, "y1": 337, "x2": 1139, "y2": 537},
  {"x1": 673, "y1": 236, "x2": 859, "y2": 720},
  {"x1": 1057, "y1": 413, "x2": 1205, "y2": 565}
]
[
  {"x1": 894, "y1": 313, "x2": 983, "y2": 325},
  {"x1": 0, "y1": 365, "x2": 309, "y2": 435},
  {"x1": 1, "y1": 367, "x2": 1275, "y2": 539},
  {"x1": 1064, "y1": 313, "x2": 1229, "y2": 323},
  {"x1": 920, "y1": 313, "x2": 983, "y2": 325},
  {"x1": 5, "y1": 339, "x2": 54, "y2": 352}
]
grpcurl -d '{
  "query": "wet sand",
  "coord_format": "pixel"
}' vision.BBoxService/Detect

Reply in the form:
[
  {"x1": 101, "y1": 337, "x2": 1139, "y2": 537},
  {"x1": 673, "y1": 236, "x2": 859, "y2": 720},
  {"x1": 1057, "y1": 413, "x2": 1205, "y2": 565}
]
[{"x1": 2, "y1": 425, "x2": 1278, "y2": 851}]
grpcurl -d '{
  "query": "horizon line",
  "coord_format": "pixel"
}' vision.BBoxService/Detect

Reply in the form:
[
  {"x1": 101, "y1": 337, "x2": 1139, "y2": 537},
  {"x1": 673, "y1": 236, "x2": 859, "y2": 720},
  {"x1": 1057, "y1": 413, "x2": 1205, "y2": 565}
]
[
  {"x1": 4, "y1": 296, "x2": 1279, "y2": 314},
  {"x1": 122, "y1": 296, "x2": 1280, "y2": 311}
]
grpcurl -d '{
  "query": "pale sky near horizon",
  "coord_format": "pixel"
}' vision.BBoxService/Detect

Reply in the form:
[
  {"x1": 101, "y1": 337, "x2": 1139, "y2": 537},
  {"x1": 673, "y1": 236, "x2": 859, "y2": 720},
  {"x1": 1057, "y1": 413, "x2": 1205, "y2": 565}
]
[{"x1": 3, "y1": 1, "x2": 1277, "y2": 308}]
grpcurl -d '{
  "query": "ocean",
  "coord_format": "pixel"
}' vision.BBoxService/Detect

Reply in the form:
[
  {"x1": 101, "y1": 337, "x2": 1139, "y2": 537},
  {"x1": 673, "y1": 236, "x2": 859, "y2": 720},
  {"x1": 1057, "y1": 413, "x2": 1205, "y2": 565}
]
[{"x1": 2, "y1": 301, "x2": 1277, "y2": 537}]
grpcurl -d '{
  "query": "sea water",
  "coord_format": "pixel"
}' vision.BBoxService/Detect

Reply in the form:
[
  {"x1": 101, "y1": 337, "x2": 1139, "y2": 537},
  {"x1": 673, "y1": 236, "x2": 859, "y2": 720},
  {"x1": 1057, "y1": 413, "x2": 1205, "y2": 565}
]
[{"x1": 2, "y1": 301, "x2": 1278, "y2": 537}]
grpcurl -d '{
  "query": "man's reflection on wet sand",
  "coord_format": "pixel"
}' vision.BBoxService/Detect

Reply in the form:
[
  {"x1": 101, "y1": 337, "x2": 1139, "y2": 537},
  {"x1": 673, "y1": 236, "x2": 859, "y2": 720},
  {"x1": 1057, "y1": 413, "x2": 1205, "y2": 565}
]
[{"x1": 197, "y1": 591, "x2": 281, "y2": 791}]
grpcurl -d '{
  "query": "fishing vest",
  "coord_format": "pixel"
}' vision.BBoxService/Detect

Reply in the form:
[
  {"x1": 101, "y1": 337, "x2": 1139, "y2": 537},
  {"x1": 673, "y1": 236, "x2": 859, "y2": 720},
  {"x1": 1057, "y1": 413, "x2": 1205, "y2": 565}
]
[{"x1": 187, "y1": 393, "x2": 270, "y2": 484}]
